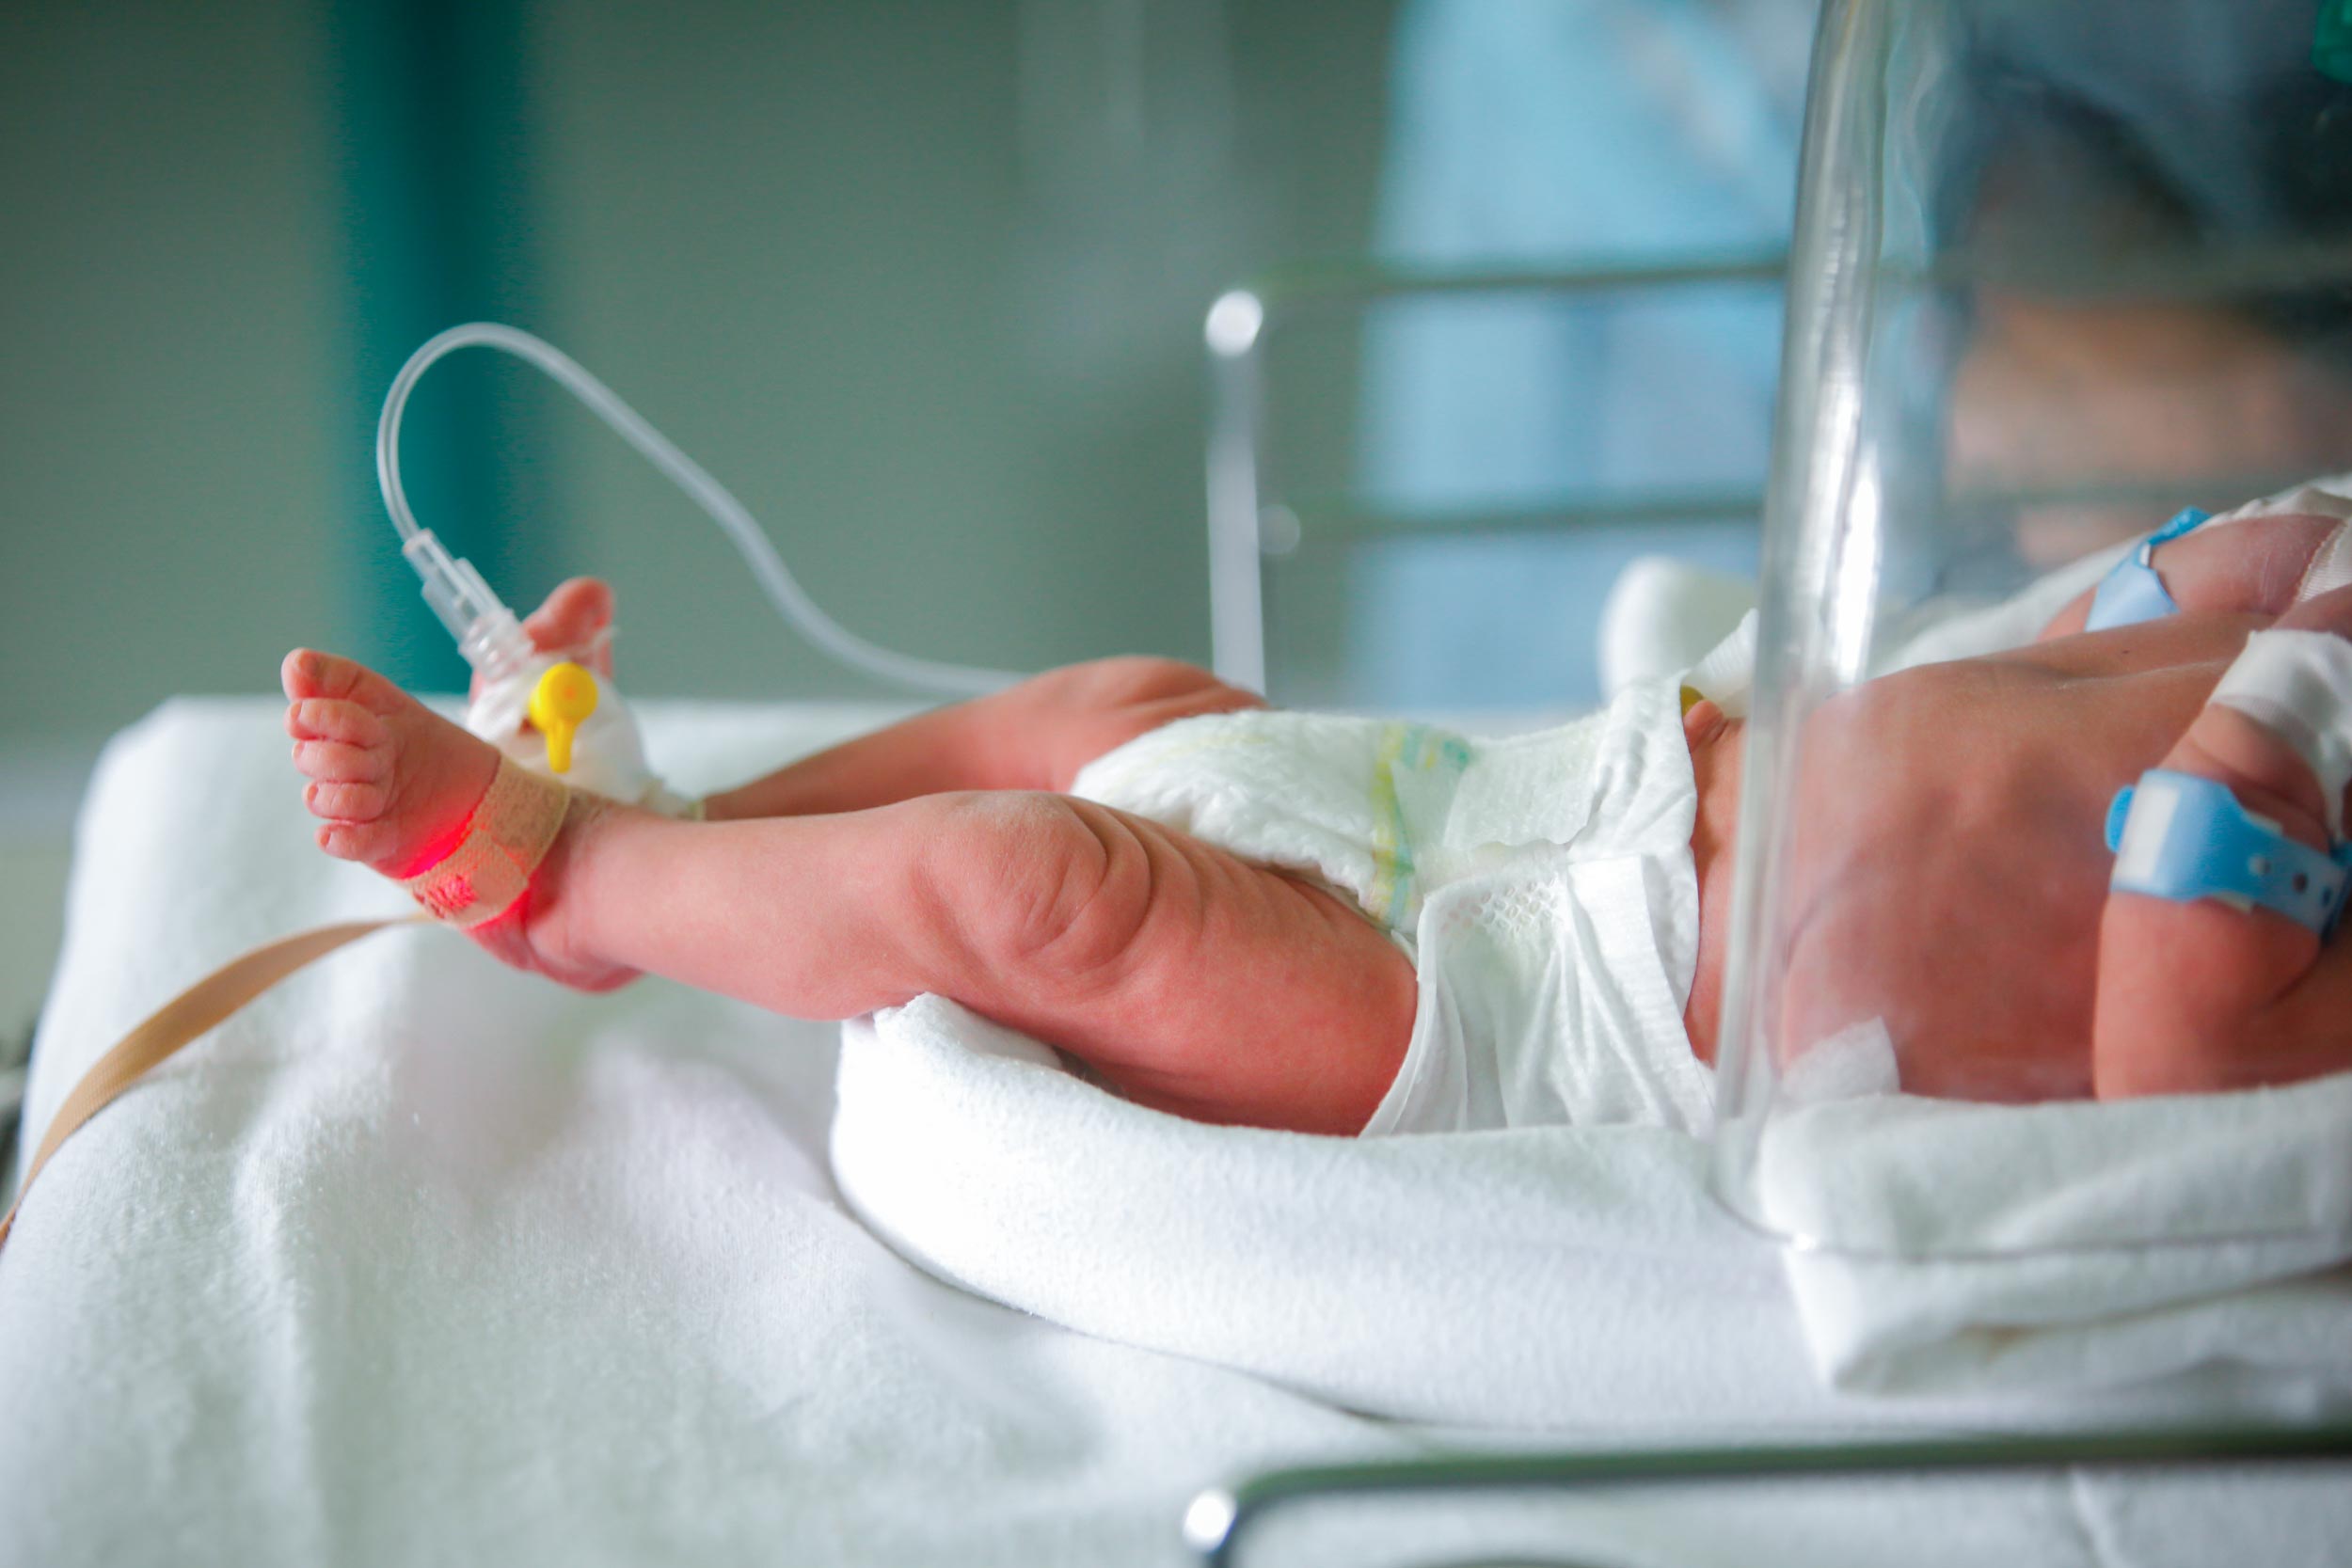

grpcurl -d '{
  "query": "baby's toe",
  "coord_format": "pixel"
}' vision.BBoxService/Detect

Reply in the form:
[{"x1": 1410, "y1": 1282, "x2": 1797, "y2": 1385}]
[
  {"x1": 305, "y1": 778, "x2": 390, "y2": 823},
  {"x1": 292, "y1": 737, "x2": 387, "y2": 784},
  {"x1": 465, "y1": 579, "x2": 619, "y2": 704},
  {"x1": 280, "y1": 649, "x2": 411, "y2": 715},
  {"x1": 316, "y1": 820, "x2": 398, "y2": 863},
  {"x1": 286, "y1": 697, "x2": 387, "y2": 748}
]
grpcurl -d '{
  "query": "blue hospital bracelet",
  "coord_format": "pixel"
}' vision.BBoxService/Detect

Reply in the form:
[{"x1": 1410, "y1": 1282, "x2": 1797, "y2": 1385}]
[
  {"x1": 2085, "y1": 507, "x2": 2211, "y2": 632},
  {"x1": 2106, "y1": 768, "x2": 2352, "y2": 935}
]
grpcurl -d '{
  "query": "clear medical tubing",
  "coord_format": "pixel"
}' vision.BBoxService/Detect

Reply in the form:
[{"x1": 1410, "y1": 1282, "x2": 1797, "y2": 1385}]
[{"x1": 377, "y1": 322, "x2": 1023, "y2": 696}]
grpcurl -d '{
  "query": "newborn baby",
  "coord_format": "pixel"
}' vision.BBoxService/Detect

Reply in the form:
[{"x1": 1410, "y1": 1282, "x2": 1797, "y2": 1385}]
[{"x1": 279, "y1": 499, "x2": 2352, "y2": 1134}]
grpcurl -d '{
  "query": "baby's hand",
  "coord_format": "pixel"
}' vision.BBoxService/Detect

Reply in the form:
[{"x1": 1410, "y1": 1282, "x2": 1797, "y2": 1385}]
[
  {"x1": 2092, "y1": 586, "x2": 2352, "y2": 1097},
  {"x1": 1773, "y1": 607, "x2": 2265, "y2": 1100},
  {"x1": 1763, "y1": 494, "x2": 2352, "y2": 1102}
]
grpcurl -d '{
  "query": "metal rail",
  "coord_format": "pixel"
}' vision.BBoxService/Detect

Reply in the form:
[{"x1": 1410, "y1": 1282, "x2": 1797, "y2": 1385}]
[
  {"x1": 1202, "y1": 254, "x2": 1788, "y2": 692},
  {"x1": 1204, "y1": 240, "x2": 2352, "y2": 689},
  {"x1": 1184, "y1": 1422, "x2": 2352, "y2": 1566}
]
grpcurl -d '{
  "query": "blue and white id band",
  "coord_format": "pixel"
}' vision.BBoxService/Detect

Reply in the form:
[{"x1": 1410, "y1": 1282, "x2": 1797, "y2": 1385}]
[
  {"x1": 2084, "y1": 507, "x2": 2211, "y2": 633},
  {"x1": 2106, "y1": 768, "x2": 2352, "y2": 935}
]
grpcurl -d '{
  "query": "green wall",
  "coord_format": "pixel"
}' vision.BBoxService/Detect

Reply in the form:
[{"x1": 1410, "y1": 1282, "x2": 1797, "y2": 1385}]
[
  {"x1": 0, "y1": 0, "x2": 1396, "y2": 764},
  {"x1": 0, "y1": 0, "x2": 343, "y2": 747}
]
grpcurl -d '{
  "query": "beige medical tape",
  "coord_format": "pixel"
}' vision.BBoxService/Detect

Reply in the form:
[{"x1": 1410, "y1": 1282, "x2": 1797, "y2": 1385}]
[
  {"x1": 399, "y1": 757, "x2": 571, "y2": 928},
  {"x1": 0, "y1": 915, "x2": 427, "y2": 1255}
]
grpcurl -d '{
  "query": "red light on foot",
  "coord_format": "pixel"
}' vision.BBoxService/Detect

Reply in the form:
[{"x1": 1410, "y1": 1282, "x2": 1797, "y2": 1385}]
[
  {"x1": 418, "y1": 874, "x2": 476, "y2": 918},
  {"x1": 394, "y1": 811, "x2": 479, "y2": 880}
]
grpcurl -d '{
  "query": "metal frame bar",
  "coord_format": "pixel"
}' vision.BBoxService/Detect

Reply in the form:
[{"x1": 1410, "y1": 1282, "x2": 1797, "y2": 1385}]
[
  {"x1": 1202, "y1": 240, "x2": 2352, "y2": 690},
  {"x1": 1184, "y1": 1422, "x2": 2352, "y2": 1565},
  {"x1": 1201, "y1": 253, "x2": 1788, "y2": 692}
]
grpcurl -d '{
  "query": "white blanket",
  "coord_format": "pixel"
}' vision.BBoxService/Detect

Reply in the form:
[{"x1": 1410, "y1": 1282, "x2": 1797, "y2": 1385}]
[
  {"x1": 834, "y1": 1001, "x2": 2352, "y2": 1423},
  {"x1": 6, "y1": 700, "x2": 2349, "y2": 1567}
]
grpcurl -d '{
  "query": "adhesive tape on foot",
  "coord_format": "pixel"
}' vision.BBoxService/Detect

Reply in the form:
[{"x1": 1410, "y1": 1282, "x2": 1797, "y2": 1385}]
[
  {"x1": 399, "y1": 755, "x2": 570, "y2": 928},
  {"x1": 2208, "y1": 629, "x2": 2352, "y2": 840}
]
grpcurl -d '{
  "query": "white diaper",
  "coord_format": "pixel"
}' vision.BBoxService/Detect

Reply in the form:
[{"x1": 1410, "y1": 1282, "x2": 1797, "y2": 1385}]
[{"x1": 1069, "y1": 680, "x2": 1715, "y2": 1136}]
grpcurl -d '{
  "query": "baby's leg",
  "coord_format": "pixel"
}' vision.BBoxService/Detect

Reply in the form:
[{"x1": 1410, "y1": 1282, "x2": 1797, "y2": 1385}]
[
  {"x1": 501, "y1": 576, "x2": 1263, "y2": 817},
  {"x1": 700, "y1": 655, "x2": 1266, "y2": 818},
  {"x1": 2092, "y1": 586, "x2": 2352, "y2": 1097},
  {"x1": 286, "y1": 651, "x2": 1411, "y2": 1133},
  {"x1": 571, "y1": 792, "x2": 1414, "y2": 1132}
]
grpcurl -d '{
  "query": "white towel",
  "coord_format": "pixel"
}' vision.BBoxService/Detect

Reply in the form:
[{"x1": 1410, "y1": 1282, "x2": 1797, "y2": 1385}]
[
  {"x1": 833, "y1": 996, "x2": 2352, "y2": 1424},
  {"x1": 1757, "y1": 1085, "x2": 2352, "y2": 1396}
]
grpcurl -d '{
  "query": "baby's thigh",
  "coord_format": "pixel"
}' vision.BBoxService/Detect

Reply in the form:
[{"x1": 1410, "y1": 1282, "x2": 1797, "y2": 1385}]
[{"x1": 1089, "y1": 831, "x2": 1417, "y2": 1134}]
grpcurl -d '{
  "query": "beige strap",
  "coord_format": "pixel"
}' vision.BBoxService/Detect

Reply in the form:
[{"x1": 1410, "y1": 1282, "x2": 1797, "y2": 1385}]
[
  {"x1": 0, "y1": 915, "x2": 427, "y2": 1255},
  {"x1": 398, "y1": 756, "x2": 570, "y2": 928}
]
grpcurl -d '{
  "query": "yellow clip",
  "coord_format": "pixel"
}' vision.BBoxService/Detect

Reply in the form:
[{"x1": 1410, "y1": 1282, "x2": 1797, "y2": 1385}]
[{"x1": 528, "y1": 661, "x2": 599, "y2": 774}]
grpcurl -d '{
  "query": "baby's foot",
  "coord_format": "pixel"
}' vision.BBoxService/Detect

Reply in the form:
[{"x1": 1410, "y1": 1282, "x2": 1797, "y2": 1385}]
[
  {"x1": 2093, "y1": 587, "x2": 2352, "y2": 1096},
  {"x1": 284, "y1": 648, "x2": 635, "y2": 991}
]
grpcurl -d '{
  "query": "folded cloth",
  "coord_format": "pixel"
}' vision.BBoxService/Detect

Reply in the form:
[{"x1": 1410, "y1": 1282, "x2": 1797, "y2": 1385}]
[
  {"x1": 1755, "y1": 1076, "x2": 2352, "y2": 1395},
  {"x1": 833, "y1": 995, "x2": 2352, "y2": 1425},
  {"x1": 836, "y1": 997, "x2": 1804, "y2": 1432}
]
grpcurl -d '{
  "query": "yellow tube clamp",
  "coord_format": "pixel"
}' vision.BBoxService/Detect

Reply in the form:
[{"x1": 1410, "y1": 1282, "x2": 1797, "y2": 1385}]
[{"x1": 528, "y1": 661, "x2": 599, "y2": 774}]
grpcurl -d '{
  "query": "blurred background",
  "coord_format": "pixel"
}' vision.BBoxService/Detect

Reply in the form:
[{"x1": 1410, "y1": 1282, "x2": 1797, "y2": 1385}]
[
  {"x1": 12, "y1": 0, "x2": 2348, "y2": 1049},
  {"x1": 0, "y1": 0, "x2": 1822, "y2": 1030}
]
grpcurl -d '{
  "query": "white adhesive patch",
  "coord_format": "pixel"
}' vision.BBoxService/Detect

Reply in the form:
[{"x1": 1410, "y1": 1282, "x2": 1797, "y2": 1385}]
[
  {"x1": 2209, "y1": 628, "x2": 2352, "y2": 840},
  {"x1": 466, "y1": 637, "x2": 672, "y2": 808},
  {"x1": 2113, "y1": 775, "x2": 2180, "y2": 887},
  {"x1": 2297, "y1": 518, "x2": 2352, "y2": 603}
]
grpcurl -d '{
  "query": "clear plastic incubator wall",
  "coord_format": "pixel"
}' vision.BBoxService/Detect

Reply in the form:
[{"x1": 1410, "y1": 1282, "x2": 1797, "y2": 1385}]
[{"x1": 1710, "y1": 0, "x2": 2352, "y2": 1255}]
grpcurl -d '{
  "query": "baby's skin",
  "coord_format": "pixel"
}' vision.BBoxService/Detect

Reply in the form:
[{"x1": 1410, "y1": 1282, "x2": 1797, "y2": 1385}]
[
  {"x1": 1741, "y1": 508, "x2": 2352, "y2": 1101},
  {"x1": 286, "y1": 590, "x2": 1408, "y2": 1133},
  {"x1": 285, "y1": 514, "x2": 2352, "y2": 1132}
]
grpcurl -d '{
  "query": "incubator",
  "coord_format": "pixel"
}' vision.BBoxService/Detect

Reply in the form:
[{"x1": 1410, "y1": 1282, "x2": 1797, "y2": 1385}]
[
  {"x1": 1184, "y1": 4, "x2": 2352, "y2": 1547},
  {"x1": 1708, "y1": 0, "x2": 2352, "y2": 1257}
]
